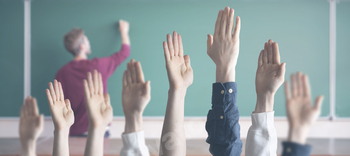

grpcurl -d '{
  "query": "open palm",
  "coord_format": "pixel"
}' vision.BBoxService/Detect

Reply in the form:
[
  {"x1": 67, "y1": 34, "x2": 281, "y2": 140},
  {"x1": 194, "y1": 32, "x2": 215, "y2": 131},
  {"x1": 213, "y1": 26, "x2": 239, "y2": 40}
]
[
  {"x1": 122, "y1": 59, "x2": 150, "y2": 114},
  {"x1": 84, "y1": 70, "x2": 113, "y2": 128},
  {"x1": 46, "y1": 80, "x2": 74, "y2": 130},
  {"x1": 163, "y1": 31, "x2": 193, "y2": 90},
  {"x1": 285, "y1": 72, "x2": 323, "y2": 128},
  {"x1": 256, "y1": 40, "x2": 286, "y2": 96},
  {"x1": 19, "y1": 96, "x2": 43, "y2": 142}
]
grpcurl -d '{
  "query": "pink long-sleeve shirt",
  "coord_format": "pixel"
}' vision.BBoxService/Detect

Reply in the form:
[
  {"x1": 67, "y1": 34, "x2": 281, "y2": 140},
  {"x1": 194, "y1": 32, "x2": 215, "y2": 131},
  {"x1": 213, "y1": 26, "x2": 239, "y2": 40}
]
[{"x1": 55, "y1": 44, "x2": 130, "y2": 135}]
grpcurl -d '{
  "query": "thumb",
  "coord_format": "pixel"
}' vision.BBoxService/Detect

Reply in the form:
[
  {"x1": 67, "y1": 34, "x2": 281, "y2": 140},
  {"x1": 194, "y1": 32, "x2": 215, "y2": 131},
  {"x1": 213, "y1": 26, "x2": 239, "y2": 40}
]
[
  {"x1": 184, "y1": 55, "x2": 191, "y2": 69},
  {"x1": 143, "y1": 81, "x2": 151, "y2": 96},
  {"x1": 37, "y1": 114, "x2": 44, "y2": 127},
  {"x1": 207, "y1": 34, "x2": 213, "y2": 54},
  {"x1": 278, "y1": 63, "x2": 286, "y2": 78},
  {"x1": 314, "y1": 95, "x2": 324, "y2": 111},
  {"x1": 65, "y1": 99, "x2": 72, "y2": 111},
  {"x1": 104, "y1": 93, "x2": 111, "y2": 106}
]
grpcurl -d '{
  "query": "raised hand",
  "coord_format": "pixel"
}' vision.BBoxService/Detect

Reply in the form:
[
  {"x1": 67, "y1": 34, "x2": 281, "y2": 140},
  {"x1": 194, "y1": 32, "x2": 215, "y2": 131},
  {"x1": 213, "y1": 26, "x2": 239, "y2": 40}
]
[
  {"x1": 254, "y1": 40, "x2": 286, "y2": 113},
  {"x1": 83, "y1": 70, "x2": 113, "y2": 128},
  {"x1": 207, "y1": 7, "x2": 241, "y2": 83},
  {"x1": 285, "y1": 72, "x2": 323, "y2": 144},
  {"x1": 46, "y1": 80, "x2": 74, "y2": 130},
  {"x1": 119, "y1": 20, "x2": 130, "y2": 34},
  {"x1": 19, "y1": 96, "x2": 43, "y2": 155},
  {"x1": 163, "y1": 31, "x2": 193, "y2": 90}
]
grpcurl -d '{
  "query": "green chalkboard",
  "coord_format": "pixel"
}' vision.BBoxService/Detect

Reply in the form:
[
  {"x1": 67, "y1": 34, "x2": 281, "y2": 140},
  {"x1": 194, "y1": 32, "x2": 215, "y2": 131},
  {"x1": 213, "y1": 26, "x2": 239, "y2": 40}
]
[
  {"x1": 0, "y1": 0, "x2": 24, "y2": 117},
  {"x1": 0, "y1": 0, "x2": 333, "y2": 117},
  {"x1": 336, "y1": 2, "x2": 350, "y2": 117}
]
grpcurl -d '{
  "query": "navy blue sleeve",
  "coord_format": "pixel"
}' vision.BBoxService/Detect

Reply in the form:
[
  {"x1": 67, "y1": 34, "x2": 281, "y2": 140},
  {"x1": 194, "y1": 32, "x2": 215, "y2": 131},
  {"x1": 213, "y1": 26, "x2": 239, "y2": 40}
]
[
  {"x1": 205, "y1": 82, "x2": 242, "y2": 156},
  {"x1": 282, "y1": 141, "x2": 312, "y2": 156}
]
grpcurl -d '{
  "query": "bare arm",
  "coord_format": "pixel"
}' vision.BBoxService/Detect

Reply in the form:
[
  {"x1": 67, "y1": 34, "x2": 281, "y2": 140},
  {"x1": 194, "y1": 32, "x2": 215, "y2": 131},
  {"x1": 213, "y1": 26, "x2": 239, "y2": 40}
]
[
  {"x1": 83, "y1": 70, "x2": 113, "y2": 156},
  {"x1": 46, "y1": 80, "x2": 74, "y2": 156},
  {"x1": 160, "y1": 32, "x2": 193, "y2": 156}
]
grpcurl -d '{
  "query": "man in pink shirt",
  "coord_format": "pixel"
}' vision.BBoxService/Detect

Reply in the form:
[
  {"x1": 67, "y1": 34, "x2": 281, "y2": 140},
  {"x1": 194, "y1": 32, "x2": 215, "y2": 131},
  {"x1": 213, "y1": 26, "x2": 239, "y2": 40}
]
[{"x1": 55, "y1": 20, "x2": 130, "y2": 136}]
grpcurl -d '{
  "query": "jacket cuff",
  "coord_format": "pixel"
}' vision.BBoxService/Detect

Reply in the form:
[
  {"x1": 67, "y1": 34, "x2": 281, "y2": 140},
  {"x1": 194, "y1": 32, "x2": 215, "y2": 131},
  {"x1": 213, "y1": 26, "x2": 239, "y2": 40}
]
[
  {"x1": 212, "y1": 82, "x2": 237, "y2": 105},
  {"x1": 282, "y1": 141, "x2": 312, "y2": 156},
  {"x1": 251, "y1": 111, "x2": 275, "y2": 130}
]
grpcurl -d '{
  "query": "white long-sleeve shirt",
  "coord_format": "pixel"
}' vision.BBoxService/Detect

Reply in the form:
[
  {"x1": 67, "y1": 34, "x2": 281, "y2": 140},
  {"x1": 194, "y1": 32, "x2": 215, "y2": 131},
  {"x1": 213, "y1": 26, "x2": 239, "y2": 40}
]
[
  {"x1": 120, "y1": 131, "x2": 150, "y2": 156},
  {"x1": 245, "y1": 111, "x2": 278, "y2": 156}
]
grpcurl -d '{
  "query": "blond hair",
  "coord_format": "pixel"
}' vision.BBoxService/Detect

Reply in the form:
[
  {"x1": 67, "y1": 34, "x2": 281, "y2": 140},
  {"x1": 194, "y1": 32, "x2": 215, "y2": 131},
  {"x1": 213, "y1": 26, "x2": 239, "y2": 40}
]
[{"x1": 64, "y1": 28, "x2": 85, "y2": 56}]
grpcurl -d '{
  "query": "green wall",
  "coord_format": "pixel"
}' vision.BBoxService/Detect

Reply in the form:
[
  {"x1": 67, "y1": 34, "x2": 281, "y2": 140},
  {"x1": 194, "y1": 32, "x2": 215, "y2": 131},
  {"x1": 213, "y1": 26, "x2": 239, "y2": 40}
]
[
  {"x1": 0, "y1": 0, "x2": 24, "y2": 116},
  {"x1": 336, "y1": 3, "x2": 350, "y2": 117},
  {"x1": 3, "y1": 0, "x2": 349, "y2": 117}
]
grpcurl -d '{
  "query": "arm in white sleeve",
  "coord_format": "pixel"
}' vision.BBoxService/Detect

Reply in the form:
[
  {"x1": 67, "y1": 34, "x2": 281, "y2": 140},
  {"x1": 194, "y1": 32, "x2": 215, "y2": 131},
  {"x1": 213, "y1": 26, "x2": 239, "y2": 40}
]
[
  {"x1": 245, "y1": 111, "x2": 277, "y2": 156},
  {"x1": 120, "y1": 131, "x2": 150, "y2": 156}
]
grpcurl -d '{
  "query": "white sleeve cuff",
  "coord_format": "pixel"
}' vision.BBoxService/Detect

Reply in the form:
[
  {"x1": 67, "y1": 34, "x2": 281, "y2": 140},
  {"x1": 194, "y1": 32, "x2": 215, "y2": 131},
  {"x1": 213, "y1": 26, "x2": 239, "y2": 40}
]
[
  {"x1": 251, "y1": 111, "x2": 275, "y2": 130},
  {"x1": 120, "y1": 131, "x2": 150, "y2": 156}
]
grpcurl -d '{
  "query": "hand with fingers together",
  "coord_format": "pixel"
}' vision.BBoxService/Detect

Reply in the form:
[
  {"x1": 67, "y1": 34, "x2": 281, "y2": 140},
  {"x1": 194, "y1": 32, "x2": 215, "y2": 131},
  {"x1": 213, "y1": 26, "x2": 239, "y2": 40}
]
[
  {"x1": 284, "y1": 72, "x2": 323, "y2": 144},
  {"x1": 163, "y1": 31, "x2": 193, "y2": 90},
  {"x1": 207, "y1": 6, "x2": 241, "y2": 83},
  {"x1": 254, "y1": 40, "x2": 286, "y2": 113},
  {"x1": 19, "y1": 96, "x2": 43, "y2": 156},
  {"x1": 83, "y1": 70, "x2": 113, "y2": 128},
  {"x1": 46, "y1": 80, "x2": 74, "y2": 131},
  {"x1": 46, "y1": 80, "x2": 74, "y2": 156}
]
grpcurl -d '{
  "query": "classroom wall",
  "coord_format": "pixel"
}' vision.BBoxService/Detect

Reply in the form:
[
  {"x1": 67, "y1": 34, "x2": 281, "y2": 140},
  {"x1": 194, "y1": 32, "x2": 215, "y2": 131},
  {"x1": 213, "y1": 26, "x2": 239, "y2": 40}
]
[{"x1": 2, "y1": 0, "x2": 348, "y2": 117}]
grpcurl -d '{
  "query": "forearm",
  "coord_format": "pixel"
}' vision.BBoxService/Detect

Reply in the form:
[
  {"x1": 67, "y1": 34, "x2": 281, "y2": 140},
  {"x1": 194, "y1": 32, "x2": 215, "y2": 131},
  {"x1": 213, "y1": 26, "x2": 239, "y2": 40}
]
[
  {"x1": 121, "y1": 32, "x2": 130, "y2": 45},
  {"x1": 216, "y1": 66, "x2": 235, "y2": 83},
  {"x1": 84, "y1": 127, "x2": 105, "y2": 156},
  {"x1": 160, "y1": 88, "x2": 187, "y2": 156},
  {"x1": 254, "y1": 93, "x2": 274, "y2": 113},
  {"x1": 124, "y1": 113, "x2": 143, "y2": 134},
  {"x1": 52, "y1": 129, "x2": 70, "y2": 156},
  {"x1": 20, "y1": 140, "x2": 36, "y2": 156}
]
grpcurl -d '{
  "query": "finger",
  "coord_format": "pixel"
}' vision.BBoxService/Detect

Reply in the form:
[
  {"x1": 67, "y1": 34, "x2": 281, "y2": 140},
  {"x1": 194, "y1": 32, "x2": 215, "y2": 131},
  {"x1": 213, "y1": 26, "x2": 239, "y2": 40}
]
[
  {"x1": 46, "y1": 89, "x2": 54, "y2": 106},
  {"x1": 291, "y1": 74, "x2": 298, "y2": 97},
  {"x1": 59, "y1": 82, "x2": 64, "y2": 101},
  {"x1": 258, "y1": 50, "x2": 263, "y2": 67},
  {"x1": 163, "y1": 41, "x2": 170, "y2": 61},
  {"x1": 220, "y1": 7, "x2": 229, "y2": 37},
  {"x1": 263, "y1": 43, "x2": 268, "y2": 63},
  {"x1": 49, "y1": 82, "x2": 57, "y2": 101},
  {"x1": 122, "y1": 70, "x2": 128, "y2": 87},
  {"x1": 297, "y1": 72, "x2": 304, "y2": 96},
  {"x1": 98, "y1": 73, "x2": 103, "y2": 95},
  {"x1": 173, "y1": 31, "x2": 179, "y2": 56},
  {"x1": 278, "y1": 63, "x2": 286, "y2": 79},
  {"x1": 54, "y1": 80, "x2": 60, "y2": 101},
  {"x1": 167, "y1": 34, "x2": 174, "y2": 57},
  {"x1": 226, "y1": 8, "x2": 234, "y2": 36},
  {"x1": 104, "y1": 93, "x2": 111, "y2": 106},
  {"x1": 207, "y1": 34, "x2": 213, "y2": 54},
  {"x1": 126, "y1": 68, "x2": 132, "y2": 84},
  {"x1": 143, "y1": 80, "x2": 151, "y2": 97},
  {"x1": 65, "y1": 99, "x2": 72, "y2": 111},
  {"x1": 135, "y1": 61, "x2": 145, "y2": 83},
  {"x1": 232, "y1": 16, "x2": 241, "y2": 41},
  {"x1": 130, "y1": 60, "x2": 137, "y2": 83},
  {"x1": 303, "y1": 74, "x2": 311, "y2": 97},
  {"x1": 20, "y1": 102, "x2": 25, "y2": 118},
  {"x1": 273, "y1": 42, "x2": 280, "y2": 64},
  {"x1": 87, "y1": 72, "x2": 95, "y2": 95},
  {"x1": 314, "y1": 96, "x2": 324, "y2": 111},
  {"x1": 284, "y1": 81, "x2": 291, "y2": 100},
  {"x1": 28, "y1": 97, "x2": 34, "y2": 116},
  {"x1": 23, "y1": 100, "x2": 29, "y2": 117},
  {"x1": 184, "y1": 55, "x2": 191, "y2": 69},
  {"x1": 267, "y1": 39, "x2": 273, "y2": 63},
  {"x1": 32, "y1": 98, "x2": 39, "y2": 116},
  {"x1": 83, "y1": 79, "x2": 91, "y2": 98},
  {"x1": 93, "y1": 70, "x2": 99, "y2": 94},
  {"x1": 214, "y1": 10, "x2": 223, "y2": 38},
  {"x1": 178, "y1": 34, "x2": 183, "y2": 57}
]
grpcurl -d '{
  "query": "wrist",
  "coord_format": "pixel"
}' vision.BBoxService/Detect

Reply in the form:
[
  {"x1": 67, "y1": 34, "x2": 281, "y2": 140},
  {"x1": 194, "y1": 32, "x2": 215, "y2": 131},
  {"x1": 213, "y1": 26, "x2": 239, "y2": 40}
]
[
  {"x1": 54, "y1": 128, "x2": 70, "y2": 136},
  {"x1": 124, "y1": 112, "x2": 143, "y2": 134},
  {"x1": 288, "y1": 126, "x2": 309, "y2": 144},
  {"x1": 254, "y1": 93, "x2": 274, "y2": 113},
  {"x1": 20, "y1": 140, "x2": 36, "y2": 156},
  {"x1": 168, "y1": 87, "x2": 187, "y2": 97},
  {"x1": 216, "y1": 66, "x2": 235, "y2": 83}
]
